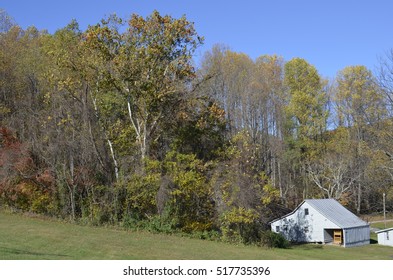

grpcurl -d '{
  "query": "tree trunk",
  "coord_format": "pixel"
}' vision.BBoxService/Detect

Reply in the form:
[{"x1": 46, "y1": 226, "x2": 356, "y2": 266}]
[
  {"x1": 357, "y1": 182, "x2": 361, "y2": 214},
  {"x1": 127, "y1": 100, "x2": 148, "y2": 163},
  {"x1": 92, "y1": 96, "x2": 119, "y2": 181},
  {"x1": 107, "y1": 139, "x2": 119, "y2": 181}
]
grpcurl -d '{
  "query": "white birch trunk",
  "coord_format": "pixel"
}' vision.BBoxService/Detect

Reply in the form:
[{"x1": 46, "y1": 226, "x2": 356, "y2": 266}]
[{"x1": 92, "y1": 97, "x2": 119, "y2": 181}]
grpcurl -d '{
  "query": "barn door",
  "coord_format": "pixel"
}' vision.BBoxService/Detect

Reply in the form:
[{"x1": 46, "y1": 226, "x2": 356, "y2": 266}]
[{"x1": 333, "y1": 230, "x2": 343, "y2": 244}]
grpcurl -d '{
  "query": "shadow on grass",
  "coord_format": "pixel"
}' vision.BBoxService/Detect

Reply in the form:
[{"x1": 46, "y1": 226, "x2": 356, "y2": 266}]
[
  {"x1": 295, "y1": 244, "x2": 324, "y2": 250},
  {"x1": 370, "y1": 238, "x2": 378, "y2": 244},
  {"x1": 266, "y1": 243, "x2": 324, "y2": 250},
  {"x1": 0, "y1": 246, "x2": 69, "y2": 259}
]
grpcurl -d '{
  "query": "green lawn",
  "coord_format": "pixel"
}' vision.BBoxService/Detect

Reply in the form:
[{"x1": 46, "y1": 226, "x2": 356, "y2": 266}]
[
  {"x1": 1, "y1": 211, "x2": 392, "y2": 260},
  {"x1": 369, "y1": 220, "x2": 393, "y2": 245},
  {"x1": 370, "y1": 221, "x2": 393, "y2": 230}
]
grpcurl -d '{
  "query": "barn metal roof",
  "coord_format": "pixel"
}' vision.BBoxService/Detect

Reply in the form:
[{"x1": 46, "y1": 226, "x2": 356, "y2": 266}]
[
  {"x1": 269, "y1": 198, "x2": 369, "y2": 229},
  {"x1": 375, "y1": 227, "x2": 393, "y2": 234},
  {"x1": 305, "y1": 199, "x2": 368, "y2": 229}
]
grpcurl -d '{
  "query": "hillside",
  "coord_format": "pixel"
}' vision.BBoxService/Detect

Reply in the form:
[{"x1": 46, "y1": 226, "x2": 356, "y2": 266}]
[{"x1": 0, "y1": 211, "x2": 392, "y2": 260}]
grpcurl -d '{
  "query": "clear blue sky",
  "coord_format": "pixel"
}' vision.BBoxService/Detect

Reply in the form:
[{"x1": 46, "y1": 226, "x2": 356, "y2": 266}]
[{"x1": 2, "y1": 0, "x2": 393, "y2": 78}]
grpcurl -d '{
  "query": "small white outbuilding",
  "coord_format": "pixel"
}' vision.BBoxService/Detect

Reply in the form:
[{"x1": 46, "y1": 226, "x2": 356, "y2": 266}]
[
  {"x1": 375, "y1": 228, "x2": 393, "y2": 247},
  {"x1": 270, "y1": 199, "x2": 370, "y2": 247}
]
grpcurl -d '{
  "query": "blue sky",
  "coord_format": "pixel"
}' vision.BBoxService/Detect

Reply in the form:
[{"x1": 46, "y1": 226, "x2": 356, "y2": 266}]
[{"x1": 2, "y1": 0, "x2": 393, "y2": 78}]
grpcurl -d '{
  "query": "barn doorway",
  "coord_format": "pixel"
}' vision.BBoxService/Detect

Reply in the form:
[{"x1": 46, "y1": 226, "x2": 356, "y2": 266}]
[
  {"x1": 324, "y1": 229, "x2": 343, "y2": 245},
  {"x1": 333, "y1": 229, "x2": 343, "y2": 245}
]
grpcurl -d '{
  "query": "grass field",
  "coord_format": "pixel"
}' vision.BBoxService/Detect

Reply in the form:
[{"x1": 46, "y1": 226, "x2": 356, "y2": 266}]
[
  {"x1": 370, "y1": 221, "x2": 393, "y2": 230},
  {"x1": 1, "y1": 211, "x2": 392, "y2": 260}
]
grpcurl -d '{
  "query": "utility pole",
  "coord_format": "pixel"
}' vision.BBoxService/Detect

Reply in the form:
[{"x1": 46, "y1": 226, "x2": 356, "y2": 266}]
[{"x1": 383, "y1": 192, "x2": 386, "y2": 229}]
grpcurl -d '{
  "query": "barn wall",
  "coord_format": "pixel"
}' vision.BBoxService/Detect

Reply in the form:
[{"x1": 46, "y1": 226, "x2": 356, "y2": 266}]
[
  {"x1": 271, "y1": 201, "x2": 338, "y2": 243},
  {"x1": 323, "y1": 229, "x2": 334, "y2": 243},
  {"x1": 377, "y1": 230, "x2": 393, "y2": 246},
  {"x1": 343, "y1": 226, "x2": 370, "y2": 247}
]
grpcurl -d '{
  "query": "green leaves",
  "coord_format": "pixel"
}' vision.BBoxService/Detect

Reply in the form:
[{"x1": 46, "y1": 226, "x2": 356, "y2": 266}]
[
  {"x1": 82, "y1": 11, "x2": 203, "y2": 163},
  {"x1": 162, "y1": 150, "x2": 214, "y2": 231},
  {"x1": 284, "y1": 58, "x2": 328, "y2": 159}
]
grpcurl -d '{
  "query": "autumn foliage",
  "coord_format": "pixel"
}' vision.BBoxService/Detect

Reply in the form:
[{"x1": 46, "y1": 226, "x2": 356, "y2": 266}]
[
  {"x1": 0, "y1": 127, "x2": 54, "y2": 213},
  {"x1": 1, "y1": 9, "x2": 393, "y2": 246}
]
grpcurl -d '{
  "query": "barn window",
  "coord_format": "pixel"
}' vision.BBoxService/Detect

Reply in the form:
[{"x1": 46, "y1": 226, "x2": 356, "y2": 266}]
[
  {"x1": 276, "y1": 226, "x2": 280, "y2": 232},
  {"x1": 387, "y1": 231, "x2": 390, "y2": 240},
  {"x1": 305, "y1": 208, "x2": 309, "y2": 215}
]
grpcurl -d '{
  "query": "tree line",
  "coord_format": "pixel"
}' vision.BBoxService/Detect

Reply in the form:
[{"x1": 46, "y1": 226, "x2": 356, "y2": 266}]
[{"x1": 1, "y1": 9, "x2": 393, "y2": 244}]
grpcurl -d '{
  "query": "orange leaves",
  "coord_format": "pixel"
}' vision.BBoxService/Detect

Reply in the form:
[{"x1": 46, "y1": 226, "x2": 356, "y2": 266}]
[
  {"x1": 35, "y1": 169, "x2": 55, "y2": 187},
  {"x1": 0, "y1": 127, "x2": 54, "y2": 213},
  {"x1": 0, "y1": 127, "x2": 33, "y2": 175},
  {"x1": 209, "y1": 102, "x2": 226, "y2": 122},
  {"x1": 0, "y1": 126, "x2": 18, "y2": 147}
]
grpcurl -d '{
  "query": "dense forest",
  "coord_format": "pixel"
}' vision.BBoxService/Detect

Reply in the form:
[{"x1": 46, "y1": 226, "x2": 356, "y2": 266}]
[{"x1": 1, "y1": 9, "x2": 393, "y2": 244}]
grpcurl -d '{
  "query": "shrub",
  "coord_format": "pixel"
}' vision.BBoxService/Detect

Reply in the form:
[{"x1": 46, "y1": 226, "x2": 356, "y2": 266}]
[
  {"x1": 163, "y1": 151, "x2": 215, "y2": 232},
  {"x1": 220, "y1": 207, "x2": 260, "y2": 244},
  {"x1": 260, "y1": 230, "x2": 290, "y2": 248}
]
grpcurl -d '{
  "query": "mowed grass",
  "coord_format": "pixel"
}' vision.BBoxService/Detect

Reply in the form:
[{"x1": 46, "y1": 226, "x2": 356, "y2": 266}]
[
  {"x1": 1, "y1": 211, "x2": 392, "y2": 260},
  {"x1": 370, "y1": 221, "x2": 393, "y2": 230}
]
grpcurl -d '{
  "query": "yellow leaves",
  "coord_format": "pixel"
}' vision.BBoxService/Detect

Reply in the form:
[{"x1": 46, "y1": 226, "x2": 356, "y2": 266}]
[
  {"x1": 0, "y1": 104, "x2": 11, "y2": 115},
  {"x1": 209, "y1": 102, "x2": 225, "y2": 121},
  {"x1": 183, "y1": 221, "x2": 212, "y2": 232},
  {"x1": 57, "y1": 76, "x2": 82, "y2": 92},
  {"x1": 222, "y1": 207, "x2": 259, "y2": 225},
  {"x1": 261, "y1": 183, "x2": 280, "y2": 205},
  {"x1": 196, "y1": 116, "x2": 207, "y2": 129},
  {"x1": 220, "y1": 207, "x2": 259, "y2": 243},
  {"x1": 336, "y1": 65, "x2": 385, "y2": 127},
  {"x1": 57, "y1": 113, "x2": 72, "y2": 127}
]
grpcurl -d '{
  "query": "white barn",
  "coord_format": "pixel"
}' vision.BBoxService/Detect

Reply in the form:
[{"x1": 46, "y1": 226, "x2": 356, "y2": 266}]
[
  {"x1": 270, "y1": 199, "x2": 370, "y2": 247},
  {"x1": 376, "y1": 228, "x2": 393, "y2": 247}
]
